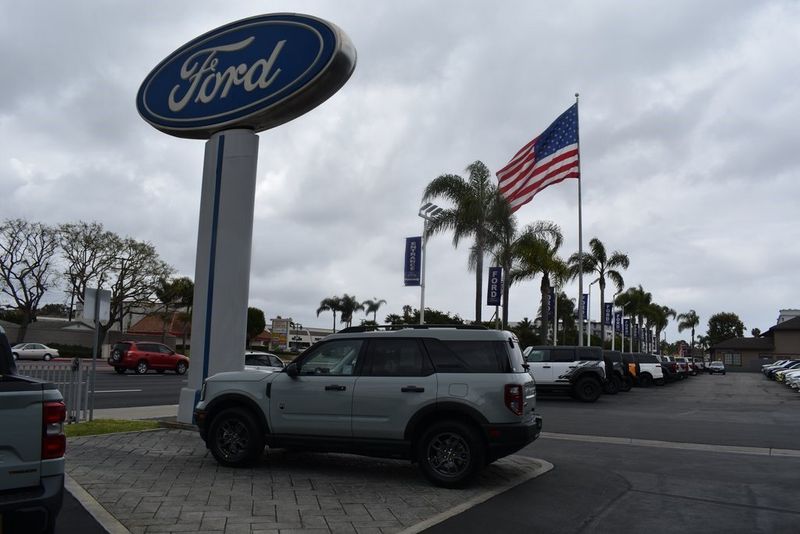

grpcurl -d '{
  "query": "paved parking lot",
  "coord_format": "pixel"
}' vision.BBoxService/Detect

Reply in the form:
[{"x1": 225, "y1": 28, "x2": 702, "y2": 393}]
[
  {"x1": 66, "y1": 430, "x2": 550, "y2": 534},
  {"x1": 63, "y1": 372, "x2": 800, "y2": 534}
]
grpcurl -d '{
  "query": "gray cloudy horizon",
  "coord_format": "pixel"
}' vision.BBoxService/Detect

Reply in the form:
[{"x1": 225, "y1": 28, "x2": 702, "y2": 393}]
[{"x1": 1, "y1": 0, "x2": 798, "y2": 342}]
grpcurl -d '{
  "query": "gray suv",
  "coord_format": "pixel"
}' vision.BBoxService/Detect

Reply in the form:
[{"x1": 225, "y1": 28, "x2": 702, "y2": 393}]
[{"x1": 195, "y1": 325, "x2": 542, "y2": 488}]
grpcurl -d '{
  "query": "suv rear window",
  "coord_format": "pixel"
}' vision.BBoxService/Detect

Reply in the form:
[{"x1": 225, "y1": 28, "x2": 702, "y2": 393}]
[
  {"x1": 113, "y1": 342, "x2": 131, "y2": 353},
  {"x1": 422, "y1": 339, "x2": 515, "y2": 373}
]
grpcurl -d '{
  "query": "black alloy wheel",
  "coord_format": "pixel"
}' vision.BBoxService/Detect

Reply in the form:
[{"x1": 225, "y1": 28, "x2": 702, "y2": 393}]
[
  {"x1": 620, "y1": 376, "x2": 633, "y2": 392},
  {"x1": 418, "y1": 420, "x2": 484, "y2": 488},
  {"x1": 638, "y1": 373, "x2": 653, "y2": 387},
  {"x1": 208, "y1": 407, "x2": 265, "y2": 467},
  {"x1": 603, "y1": 376, "x2": 620, "y2": 395}
]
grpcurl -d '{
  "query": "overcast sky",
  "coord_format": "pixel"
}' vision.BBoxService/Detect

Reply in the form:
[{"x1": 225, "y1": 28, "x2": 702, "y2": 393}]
[{"x1": 1, "y1": 0, "x2": 798, "y2": 342}]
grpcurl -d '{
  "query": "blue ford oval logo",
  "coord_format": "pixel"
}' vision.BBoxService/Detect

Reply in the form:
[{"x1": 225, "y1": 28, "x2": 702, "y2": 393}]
[{"x1": 137, "y1": 13, "x2": 356, "y2": 139}]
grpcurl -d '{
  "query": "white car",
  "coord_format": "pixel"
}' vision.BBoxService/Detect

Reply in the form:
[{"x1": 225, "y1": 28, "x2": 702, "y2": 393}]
[
  {"x1": 782, "y1": 368, "x2": 800, "y2": 388},
  {"x1": 11, "y1": 343, "x2": 60, "y2": 361},
  {"x1": 244, "y1": 351, "x2": 285, "y2": 372}
]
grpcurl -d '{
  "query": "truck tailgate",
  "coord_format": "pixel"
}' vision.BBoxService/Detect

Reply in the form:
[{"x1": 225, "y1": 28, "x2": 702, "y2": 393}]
[{"x1": 0, "y1": 377, "x2": 44, "y2": 491}]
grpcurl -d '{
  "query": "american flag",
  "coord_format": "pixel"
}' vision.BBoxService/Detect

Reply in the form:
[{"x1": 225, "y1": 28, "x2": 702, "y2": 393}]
[{"x1": 496, "y1": 104, "x2": 579, "y2": 212}]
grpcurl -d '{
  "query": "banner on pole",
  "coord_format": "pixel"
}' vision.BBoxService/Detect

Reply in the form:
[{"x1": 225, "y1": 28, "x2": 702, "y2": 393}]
[
  {"x1": 634, "y1": 323, "x2": 640, "y2": 340},
  {"x1": 403, "y1": 237, "x2": 421, "y2": 286},
  {"x1": 603, "y1": 303, "x2": 613, "y2": 326},
  {"x1": 581, "y1": 293, "x2": 588, "y2": 320},
  {"x1": 548, "y1": 287, "x2": 556, "y2": 321},
  {"x1": 623, "y1": 318, "x2": 630, "y2": 337},
  {"x1": 487, "y1": 267, "x2": 503, "y2": 306},
  {"x1": 614, "y1": 312, "x2": 622, "y2": 333}
]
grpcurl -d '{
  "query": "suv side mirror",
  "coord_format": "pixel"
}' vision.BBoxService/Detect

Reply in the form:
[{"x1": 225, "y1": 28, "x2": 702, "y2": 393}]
[{"x1": 286, "y1": 362, "x2": 299, "y2": 378}]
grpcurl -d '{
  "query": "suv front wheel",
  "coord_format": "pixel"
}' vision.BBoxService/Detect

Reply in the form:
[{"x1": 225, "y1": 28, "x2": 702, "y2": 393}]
[
  {"x1": 573, "y1": 376, "x2": 603, "y2": 402},
  {"x1": 208, "y1": 407, "x2": 265, "y2": 467},
  {"x1": 417, "y1": 420, "x2": 485, "y2": 488}
]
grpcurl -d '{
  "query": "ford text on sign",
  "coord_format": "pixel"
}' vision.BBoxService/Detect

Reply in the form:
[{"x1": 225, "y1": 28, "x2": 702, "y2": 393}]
[
  {"x1": 137, "y1": 13, "x2": 356, "y2": 139},
  {"x1": 487, "y1": 267, "x2": 503, "y2": 306}
]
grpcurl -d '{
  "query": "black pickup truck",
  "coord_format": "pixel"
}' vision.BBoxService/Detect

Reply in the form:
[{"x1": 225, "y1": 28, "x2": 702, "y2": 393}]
[{"x1": 0, "y1": 327, "x2": 66, "y2": 533}]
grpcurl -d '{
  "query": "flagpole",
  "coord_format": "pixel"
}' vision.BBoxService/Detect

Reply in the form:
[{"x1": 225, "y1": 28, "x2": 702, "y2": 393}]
[{"x1": 575, "y1": 92, "x2": 584, "y2": 347}]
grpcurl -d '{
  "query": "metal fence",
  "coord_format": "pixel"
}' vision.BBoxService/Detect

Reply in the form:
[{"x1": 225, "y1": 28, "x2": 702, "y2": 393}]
[{"x1": 17, "y1": 360, "x2": 91, "y2": 423}]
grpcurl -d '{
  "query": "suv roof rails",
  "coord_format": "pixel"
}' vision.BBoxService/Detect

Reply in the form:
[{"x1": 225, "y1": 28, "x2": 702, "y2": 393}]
[{"x1": 337, "y1": 324, "x2": 489, "y2": 334}]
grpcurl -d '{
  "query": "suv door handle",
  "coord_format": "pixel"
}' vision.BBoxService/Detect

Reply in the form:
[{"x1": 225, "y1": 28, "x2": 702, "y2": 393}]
[
  {"x1": 401, "y1": 386, "x2": 425, "y2": 393},
  {"x1": 542, "y1": 365, "x2": 551, "y2": 368},
  {"x1": 325, "y1": 385, "x2": 346, "y2": 391}
]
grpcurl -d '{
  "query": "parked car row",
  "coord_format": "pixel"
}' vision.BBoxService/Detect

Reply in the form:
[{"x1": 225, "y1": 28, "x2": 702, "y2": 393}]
[
  {"x1": 763, "y1": 359, "x2": 800, "y2": 392},
  {"x1": 521, "y1": 346, "x2": 721, "y2": 403}
]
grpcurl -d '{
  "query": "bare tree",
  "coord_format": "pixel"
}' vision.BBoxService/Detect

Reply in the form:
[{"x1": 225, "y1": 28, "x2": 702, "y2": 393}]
[
  {"x1": 0, "y1": 219, "x2": 60, "y2": 342},
  {"x1": 58, "y1": 222, "x2": 174, "y2": 343}
]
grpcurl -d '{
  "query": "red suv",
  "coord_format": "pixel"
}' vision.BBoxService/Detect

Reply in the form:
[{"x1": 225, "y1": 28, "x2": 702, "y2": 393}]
[{"x1": 108, "y1": 341, "x2": 189, "y2": 375}]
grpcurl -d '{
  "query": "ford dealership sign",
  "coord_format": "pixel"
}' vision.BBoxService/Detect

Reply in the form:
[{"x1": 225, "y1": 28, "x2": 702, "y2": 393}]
[{"x1": 137, "y1": 13, "x2": 356, "y2": 139}]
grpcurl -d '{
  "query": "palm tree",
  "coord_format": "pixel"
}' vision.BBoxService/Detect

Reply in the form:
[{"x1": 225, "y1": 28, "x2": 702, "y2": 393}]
[
  {"x1": 568, "y1": 237, "x2": 629, "y2": 343},
  {"x1": 316, "y1": 296, "x2": 342, "y2": 332},
  {"x1": 677, "y1": 309, "x2": 700, "y2": 350},
  {"x1": 486, "y1": 198, "x2": 561, "y2": 328},
  {"x1": 423, "y1": 161, "x2": 501, "y2": 323},
  {"x1": 645, "y1": 304, "x2": 676, "y2": 354},
  {"x1": 362, "y1": 298, "x2": 387, "y2": 322},
  {"x1": 513, "y1": 230, "x2": 568, "y2": 342},
  {"x1": 338, "y1": 294, "x2": 364, "y2": 328},
  {"x1": 615, "y1": 285, "x2": 652, "y2": 351}
]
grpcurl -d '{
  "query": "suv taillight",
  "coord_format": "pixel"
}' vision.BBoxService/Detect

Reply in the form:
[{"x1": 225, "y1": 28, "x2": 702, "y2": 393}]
[
  {"x1": 504, "y1": 384, "x2": 524, "y2": 416},
  {"x1": 42, "y1": 400, "x2": 66, "y2": 459}
]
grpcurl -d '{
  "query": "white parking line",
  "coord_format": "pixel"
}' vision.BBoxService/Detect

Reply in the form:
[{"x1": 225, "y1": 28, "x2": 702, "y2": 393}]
[{"x1": 94, "y1": 389, "x2": 143, "y2": 393}]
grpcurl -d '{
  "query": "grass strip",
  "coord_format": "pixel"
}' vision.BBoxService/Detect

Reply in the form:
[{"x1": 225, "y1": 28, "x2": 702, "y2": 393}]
[{"x1": 65, "y1": 419, "x2": 160, "y2": 437}]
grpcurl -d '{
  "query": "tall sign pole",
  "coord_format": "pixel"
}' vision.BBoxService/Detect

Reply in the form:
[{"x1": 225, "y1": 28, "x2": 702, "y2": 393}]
[
  {"x1": 137, "y1": 14, "x2": 356, "y2": 423},
  {"x1": 575, "y1": 93, "x2": 584, "y2": 346}
]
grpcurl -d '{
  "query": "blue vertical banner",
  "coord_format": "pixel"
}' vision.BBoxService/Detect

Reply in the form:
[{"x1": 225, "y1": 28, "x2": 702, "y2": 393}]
[
  {"x1": 647, "y1": 329, "x2": 653, "y2": 347},
  {"x1": 487, "y1": 267, "x2": 503, "y2": 306},
  {"x1": 403, "y1": 236, "x2": 421, "y2": 286},
  {"x1": 614, "y1": 312, "x2": 622, "y2": 333},
  {"x1": 547, "y1": 287, "x2": 556, "y2": 320},
  {"x1": 623, "y1": 318, "x2": 630, "y2": 337},
  {"x1": 581, "y1": 293, "x2": 588, "y2": 320},
  {"x1": 634, "y1": 323, "x2": 640, "y2": 340},
  {"x1": 603, "y1": 303, "x2": 613, "y2": 326}
]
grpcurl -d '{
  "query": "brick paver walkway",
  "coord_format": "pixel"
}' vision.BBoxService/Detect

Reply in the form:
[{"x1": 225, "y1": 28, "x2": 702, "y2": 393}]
[{"x1": 66, "y1": 429, "x2": 548, "y2": 534}]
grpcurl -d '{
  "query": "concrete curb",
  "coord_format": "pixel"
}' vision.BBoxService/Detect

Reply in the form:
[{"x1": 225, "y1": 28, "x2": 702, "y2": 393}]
[
  {"x1": 65, "y1": 473, "x2": 131, "y2": 534},
  {"x1": 541, "y1": 431, "x2": 800, "y2": 457},
  {"x1": 398, "y1": 458, "x2": 554, "y2": 534}
]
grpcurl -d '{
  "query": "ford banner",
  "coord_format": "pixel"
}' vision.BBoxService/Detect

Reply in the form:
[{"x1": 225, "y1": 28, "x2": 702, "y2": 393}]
[
  {"x1": 581, "y1": 294, "x2": 588, "y2": 320},
  {"x1": 547, "y1": 287, "x2": 556, "y2": 320},
  {"x1": 603, "y1": 303, "x2": 613, "y2": 326},
  {"x1": 404, "y1": 237, "x2": 421, "y2": 286},
  {"x1": 487, "y1": 267, "x2": 503, "y2": 306},
  {"x1": 623, "y1": 318, "x2": 631, "y2": 337},
  {"x1": 614, "y1": 312, "x2": 622, "y2": 333}
]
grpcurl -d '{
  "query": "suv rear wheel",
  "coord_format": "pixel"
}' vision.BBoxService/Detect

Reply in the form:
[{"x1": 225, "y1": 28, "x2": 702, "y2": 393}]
[
  {"x1": 208, "y1": 407, "x2": 265, "y2": 467},
  {"x1": 603, "y1": 375, "x2": 621, "y2": 395},
  {"x1": 573, "y1": 376, "x2": 602, "y2": 402},
  {"x1": 417, "y1": 420, "x2": 485, "y2": 488},
  {"x1": 620, "y1": 376, "x2": 633, "y2": 392}
]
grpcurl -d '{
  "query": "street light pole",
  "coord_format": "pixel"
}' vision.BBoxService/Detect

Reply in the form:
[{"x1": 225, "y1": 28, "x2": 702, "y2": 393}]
[{"x1": 418, "y1": 203, "x2": 443, "y2": 325}]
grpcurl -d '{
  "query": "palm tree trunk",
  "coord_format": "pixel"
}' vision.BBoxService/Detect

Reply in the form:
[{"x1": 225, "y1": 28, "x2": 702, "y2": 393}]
[
  {"x1": 598, "y1": 279, "x2": 606, "y2": 349},
  {"x1": 501, "y1": 261, "x2": 510, "y2": 329},
  {"x1": 475, "y1": 252, "x2": 484, "y2": 323}
]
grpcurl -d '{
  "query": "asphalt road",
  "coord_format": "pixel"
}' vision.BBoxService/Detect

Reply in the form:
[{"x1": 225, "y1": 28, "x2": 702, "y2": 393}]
[
  {"x1": 88, "y1": 364, "x2": 186, "y2": 409},
  {"x1": 427, "y1": 372, "x2": 800, "y2": 534}
]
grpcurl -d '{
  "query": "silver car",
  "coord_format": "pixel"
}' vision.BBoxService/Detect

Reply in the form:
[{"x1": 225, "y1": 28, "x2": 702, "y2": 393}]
[
  {"x1": 244, "y1": 351, "x2": 285, "y2": 372},
  {"x1": 11, "y1": 343, "x2": 60, "y2": 361}
]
